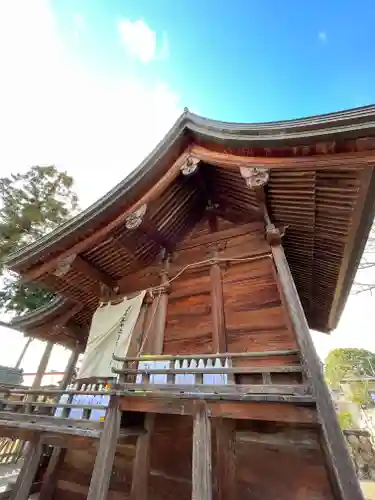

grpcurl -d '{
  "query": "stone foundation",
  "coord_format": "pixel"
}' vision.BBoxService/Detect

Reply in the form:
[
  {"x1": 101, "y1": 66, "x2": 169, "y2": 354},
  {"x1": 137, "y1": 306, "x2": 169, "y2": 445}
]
[{"x1": 345, "y1": 429, "x2": 375, "y2": 480}]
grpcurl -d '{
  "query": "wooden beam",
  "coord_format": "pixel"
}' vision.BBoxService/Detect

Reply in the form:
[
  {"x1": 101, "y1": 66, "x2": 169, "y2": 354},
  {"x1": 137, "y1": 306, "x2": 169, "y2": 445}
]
[
  {"x1": 118, "y1": 397, "x2": 317, "y2": 424},
  {"x1": 130, "y1": 415, "x2": 154, "y2": 500},
  {"x1": 139, "y1": 219, "x2": 173, "y2": 252},
  {"x1": 59, "y1": 344, "x2": 80, "y2": 390},
  {"x1": 10, "y1": 435, "x2": 43, "y2": 500},
  {"x1": 130, "y1": 259, "x2": 170, "y2": 500},
  {"x1": 38, "y1": 447, "x2": 66, "y2": 500},
  {"x1": 215, "y1": 419, "x2": 236, "y2": 500},
  {"x1": 23, "y1": 149, "x2": 191, "y2": 283},
  {"x1": 53, "y1": 303, "x2": 84, "y2": 330},
  {"x1": 192, "y1": 401, "x2": 212, "y2": 500},
  {"x1": 86, "y1": 396, "x2": 121, "y2": 500},
  {"x1": 271, "y1": 243, "x2": 364, "y2": 500},
  {"x1": 190, "y1": 144, "x2": 375, "y2": 170},
  {"x1": 210, "y1": 248, "x2": 226, "y2": 353},
  {"x1": 72, "y1": 255, "x2": 116, "y2": 288},
  {"x1": 31, "y1": 341, "x2": 54, "y2": 391},
  {"x1": 14, "y1": 337, "x2": 33, "y2": 369}
]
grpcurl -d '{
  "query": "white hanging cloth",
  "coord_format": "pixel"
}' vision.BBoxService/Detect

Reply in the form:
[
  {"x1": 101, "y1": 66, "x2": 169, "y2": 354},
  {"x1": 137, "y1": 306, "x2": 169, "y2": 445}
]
[{"x1": 77, "y1": 291, "x2": 146, "y2": 379}]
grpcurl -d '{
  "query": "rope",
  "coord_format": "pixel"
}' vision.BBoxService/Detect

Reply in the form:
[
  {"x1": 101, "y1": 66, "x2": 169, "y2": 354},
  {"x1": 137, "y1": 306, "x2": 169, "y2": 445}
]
[{"x1": 132, "y1": 252, "x2": 271, "y2": 361}]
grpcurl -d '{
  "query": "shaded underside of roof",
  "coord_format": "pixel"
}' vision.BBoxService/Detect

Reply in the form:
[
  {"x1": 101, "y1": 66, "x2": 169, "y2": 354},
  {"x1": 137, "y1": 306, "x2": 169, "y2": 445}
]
[{"x1": 5, "y1": 105, "x2": 375, "y2": 347}]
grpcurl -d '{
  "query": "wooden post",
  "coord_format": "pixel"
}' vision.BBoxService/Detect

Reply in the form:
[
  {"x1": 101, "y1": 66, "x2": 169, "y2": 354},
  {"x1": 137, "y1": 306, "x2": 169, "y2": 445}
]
[
  {"x1": 32, "y1": 341, "x2": 54, "y2": 390},
  {"x1": 15, "y1": 337, "x2": 33, "y2": 369},
  {"x1": 38, "y1": 447, "x2": 66, "y2": 500},
  {"x1": 25, "y1": 340, "x2": 54, "y2": 414},
  {"x1": 210, "y1": 248, "x2": 226, "y2": 353},
  {"x1": 210, "y1": 248, "x2": 235, "y2": 499},
  {"x1": 192, "y1": 402, "x2": 212, "y2": 500},
  {"x1": 215, "y1": 419, "x2": 236, "y2": 500},
  {"x1": 130, "y1": 256, "x2": 170, "y2": 500},
  {"x1": 38, "y1": 345, "x2": 80, "y2": 500},
  {"x1": 87, "y1": 396, "x2": 122, "y2": 500},
  {"x1": 271, "y1": 243, "x2": 364, "y2": 500},
  {"x1": 58, "y1": 344, "x2": 80, "y2": 390},
  {"x1": 10, "y1": 435, "x2": 43, "y2": 500}
]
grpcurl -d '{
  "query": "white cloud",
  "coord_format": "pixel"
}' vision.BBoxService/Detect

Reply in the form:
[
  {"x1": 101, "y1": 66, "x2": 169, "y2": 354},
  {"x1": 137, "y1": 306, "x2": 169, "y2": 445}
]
[
  {"x1": 0, "y1": 1, "x2": 182, "y2": 209},
  {"x1": 0, "y1": 0, "x2": 182, "y2": 371},
  {"x1": 118, "y1": 19, "x2": 169, "y2": 63},
  {"x1": 318, "y1": 31, "x2": 327, "y2": 43}
]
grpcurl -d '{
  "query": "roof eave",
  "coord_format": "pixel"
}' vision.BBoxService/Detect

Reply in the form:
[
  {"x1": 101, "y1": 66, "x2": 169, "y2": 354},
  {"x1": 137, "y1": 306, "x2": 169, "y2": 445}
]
[{"x1": 6, "y1": 105, "x2": 375, "y2": 270}]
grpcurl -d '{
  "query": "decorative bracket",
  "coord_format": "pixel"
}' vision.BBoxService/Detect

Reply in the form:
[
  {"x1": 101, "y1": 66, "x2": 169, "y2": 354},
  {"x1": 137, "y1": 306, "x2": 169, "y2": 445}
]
[
  {"x1": 125, "y1": 204, "x2": 147, "y2": 230},
  {"x1": 239, "y1": 166, "x2": 269, "y2": 188},
  {"x1": 53, "y1": 253, "x2": 76, "y2": 277},
  {"x1": 180, "y1": 156, "x2": 200, "y2": 176}
]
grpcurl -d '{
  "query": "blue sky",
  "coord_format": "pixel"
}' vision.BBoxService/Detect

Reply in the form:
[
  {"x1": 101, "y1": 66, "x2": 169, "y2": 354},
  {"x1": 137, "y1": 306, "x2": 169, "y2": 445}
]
[
  {"x1": 51, "y1": 0, "x2": 375, "y2": 122},
  {"x1": 0, "y1": 0, "x2": 375, "y2": 373}
]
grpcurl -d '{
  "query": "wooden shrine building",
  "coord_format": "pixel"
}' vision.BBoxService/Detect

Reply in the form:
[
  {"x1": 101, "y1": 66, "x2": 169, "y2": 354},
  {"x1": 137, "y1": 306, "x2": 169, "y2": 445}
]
[{"x1": 3, "y1": 105, "x2": 375, "y2": 500}]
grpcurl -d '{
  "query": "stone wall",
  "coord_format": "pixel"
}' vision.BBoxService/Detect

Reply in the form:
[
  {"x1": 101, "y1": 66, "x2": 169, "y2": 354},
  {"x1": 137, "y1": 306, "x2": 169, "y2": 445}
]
[{"x1": 345, "y1": 429, "x2": 375, "y2": 480}]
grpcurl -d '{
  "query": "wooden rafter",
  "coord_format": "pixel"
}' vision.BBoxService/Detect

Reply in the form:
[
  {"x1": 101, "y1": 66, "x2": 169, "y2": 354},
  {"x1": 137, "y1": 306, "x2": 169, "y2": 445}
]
[
  {"x1": 23, "y1": 150, "x2": 192, "y2": 283},
  {"x1": 72, "y1": 255, "x2": 116, "y2": 288}
]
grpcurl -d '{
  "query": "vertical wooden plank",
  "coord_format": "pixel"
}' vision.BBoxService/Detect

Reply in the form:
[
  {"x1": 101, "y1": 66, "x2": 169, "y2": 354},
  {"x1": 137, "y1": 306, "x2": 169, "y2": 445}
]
[
  {"x1": 38, "y1": 447, "x2": 66, "y2": 500},
  {"x1": 31, "y1": 341, "x2": 54, "y2": 390},
  {"x1": 210, "y1": 248, "x2": 226, "y2": 353},
  {"x1": 14, "y1": 338, "x2": 33, "y2": 369},
  {"x1": 58, "y1": 344, "x2": 80, "y2": 391},
  {"x1": 10, "y1": 435, "x2": 43, "y2": 500},
  {"x1": 38, "y1": 345, "x2": 77, "y2": 500},
  {"x1": 130, "y1": 257, "x2": 170, "y2": 500},
  {"x1": 192, "y1": 401, "x2": 212, "y2": 500},
  {"x1": 87, "y1": 396, "x2": 121, "y2": 500},
  {"x1": 215, "y1": 419, "x2": 236, "y2": 500},
  {"x1": 130, "y1": 415, "x2": 154, "y2": 500},
  {"x1": 26, "y1": 340, "x2": 54, "y2": 413},
  {"x1": 271, "y1": 243, "x2": 364, "y2": 500}
]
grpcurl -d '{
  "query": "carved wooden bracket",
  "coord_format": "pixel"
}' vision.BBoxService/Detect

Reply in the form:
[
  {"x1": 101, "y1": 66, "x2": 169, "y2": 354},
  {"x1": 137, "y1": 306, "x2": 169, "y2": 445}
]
[
  {"x1": 239, "y1": 166, "x2": 269, "y2": 188},
  {"x1": 180, "y1": 156, "x2": 200, "y2": 176},
  {"x1": 53, "y1": 254, "x2": 76, "y2": 277},
  {"x1": 125, "y1": 204, "x2": 147, "y2": 230}
]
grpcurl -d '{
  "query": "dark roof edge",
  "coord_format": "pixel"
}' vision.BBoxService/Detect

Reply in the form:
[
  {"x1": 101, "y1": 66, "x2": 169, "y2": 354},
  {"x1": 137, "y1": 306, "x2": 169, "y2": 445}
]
[
  {"x1": 332, "y1": 168, "x2": 375, "y2": 328},
  {"x1": 6, "y1": 105, "x2": 375, "y2": 269},
  {"x1": 9, "y1": 297, "x2": 69, "y2": 329}
]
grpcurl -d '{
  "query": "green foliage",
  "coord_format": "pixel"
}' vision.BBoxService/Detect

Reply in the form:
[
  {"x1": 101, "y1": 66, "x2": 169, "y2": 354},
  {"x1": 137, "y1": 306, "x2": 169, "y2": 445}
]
[
  {"x1": 324, "y1": 348, "x2": 375, "y2": 388},
  {"x1": 337, "y1": 410, "x2": 355, "y2": 430},
  {"x1": 0, "y1": 165, "x2": 79, "y2": 315}
]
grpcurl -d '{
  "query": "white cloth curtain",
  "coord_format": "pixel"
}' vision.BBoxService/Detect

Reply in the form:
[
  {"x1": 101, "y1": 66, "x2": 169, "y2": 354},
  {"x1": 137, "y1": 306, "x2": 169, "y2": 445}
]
[{"x1": 77, "y1": 291, "x2": 146, "y2": 379}]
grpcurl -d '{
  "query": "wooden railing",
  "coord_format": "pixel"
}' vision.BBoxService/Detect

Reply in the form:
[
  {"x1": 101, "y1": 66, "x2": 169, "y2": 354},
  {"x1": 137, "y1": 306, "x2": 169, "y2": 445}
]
[{"x1": 112, "y1": 349, "x2": 312, "y2": 402}]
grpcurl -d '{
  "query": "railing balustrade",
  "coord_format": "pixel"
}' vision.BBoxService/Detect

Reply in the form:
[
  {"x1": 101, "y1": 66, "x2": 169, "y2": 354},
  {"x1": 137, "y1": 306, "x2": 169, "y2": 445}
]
[{"x1": 112, "y1": 349, "x2": 310, "y2": 399}]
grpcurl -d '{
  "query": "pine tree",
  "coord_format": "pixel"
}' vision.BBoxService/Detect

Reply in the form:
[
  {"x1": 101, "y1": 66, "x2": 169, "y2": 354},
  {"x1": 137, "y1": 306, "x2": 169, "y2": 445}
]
[{"x1": 0, "y1": 166, "x2": 79, "y2": 314}]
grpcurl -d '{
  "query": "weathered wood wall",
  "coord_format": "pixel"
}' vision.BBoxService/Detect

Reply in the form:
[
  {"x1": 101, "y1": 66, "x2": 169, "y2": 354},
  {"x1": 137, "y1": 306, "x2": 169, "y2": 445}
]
[{"x1": 51, "y1": 216, "x2": 334, "y2": 499}]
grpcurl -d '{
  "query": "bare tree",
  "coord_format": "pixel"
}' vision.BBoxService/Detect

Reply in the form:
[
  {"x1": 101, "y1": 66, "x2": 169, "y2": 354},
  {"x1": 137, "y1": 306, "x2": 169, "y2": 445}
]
[{"x1": 352, "y1": 221, "x2": 375, "y2": 294}]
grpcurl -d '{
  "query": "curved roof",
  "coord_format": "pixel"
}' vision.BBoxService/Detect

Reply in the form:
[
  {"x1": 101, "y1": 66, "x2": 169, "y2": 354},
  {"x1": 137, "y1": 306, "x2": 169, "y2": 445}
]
[
  {"x1": 5, "y1": 105, "x2": 375, "y2": 345},
  {"x1": 6, "y1": 105, "x2": 375, "y2": 270}
]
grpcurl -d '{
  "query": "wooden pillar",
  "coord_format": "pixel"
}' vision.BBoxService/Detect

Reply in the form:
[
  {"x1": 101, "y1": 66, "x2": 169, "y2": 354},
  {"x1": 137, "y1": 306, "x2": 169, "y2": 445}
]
[
  {"x1": 192, "y1": 402, "x2": 212, "y2": 500},
  {"x1": 38, "y1": 345, "x2": 80, "y2": 500},
  {"x1": 32, "y1": 341, "x2": 54, "y2": 390},
  {"x1": 215, "y1": 419, "x2": 236, "y2": 500},
  {"x1": 15, "y1": 337, "x2": 33, "y2": 369},
  {"x1": 210, "y1": 248, "x2": 226, "y2": 353},
  {"x1": 130, "y1": 257, "x2": 170, "y2": 500},
  {"x1": 210, "y1": 248, "x2": 235, "y2": 499},
  {"x1": 10, "y1": 435, "x2": 43, "y2": 500},
  {"x1": 271, "y1": 242, "x2": 364, "y2": 500},
  {"x1": 87, "y1": 396, "x2": 122, "y2": 500},
  {"x1": 38, "y1": 447, "x2": 66, "y2": 500},
  {"x1": 58, "y1": 343, "x2": 80, "y2": 390}
]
